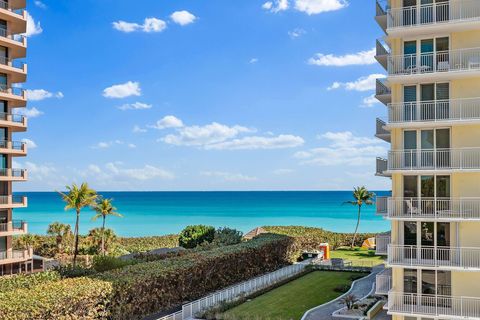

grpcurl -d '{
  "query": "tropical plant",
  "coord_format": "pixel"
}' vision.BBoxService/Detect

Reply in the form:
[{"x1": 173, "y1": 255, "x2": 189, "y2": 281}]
[
  {"x1": 344, "y1": 186, "x2": 375, "y2": 248},
  {"x1": 46, "y1": 222, "x2": 72, "y2": 254},
  {"x1": 213, "y1": 227, "x2": 243, "y2": 246},
  {"x1": 58, "y1": 183, "x2": 97, "y2": 266},
  {"x1": 16, "y1": 234, "x2": 38, "y2": 249},
  {"x1": 92, "y1": 198, "x2": 122, "y2": 255},
  {"x1": 87, "y1": 228, "x2": 118, "y2": 255},
  {"x1": 178, "y1": 225, "x2": 215, "y2": 249},
  {"x1": 341, "y1": 294, "x2": 357, "y2": 310}
]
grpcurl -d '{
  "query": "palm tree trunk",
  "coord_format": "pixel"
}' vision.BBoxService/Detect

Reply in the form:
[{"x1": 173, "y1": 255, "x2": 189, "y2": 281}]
[
  {"x1": 73, "y1": 210, "x2": 80, "y2": 267},
  {"x1": 351, "y1": 205, "x2": 362, "y2": 248},
  {"x1": 101, "y1": 216, "x2": 105, "y2": 256}
]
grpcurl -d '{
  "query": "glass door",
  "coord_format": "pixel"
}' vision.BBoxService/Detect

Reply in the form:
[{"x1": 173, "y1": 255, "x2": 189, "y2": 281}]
[
  {"x1": 403, "y1": 0, "x2": 417, "y2": 26},
  {"x1": 404, "y1": 176, "x2": 419, "y2": 215},
  {"x1": 420, "y1": 0, "x2": 434, "y2": 24},
  {"x1": 421, "y1": 39, "x2": 434, "y2": 72},
  {"x1": 437, "y1": 222, "x2": 451, "y2": 261},
  {"x1": 421, "y1": 84, "x2": 435, "y2": 121},
  {"x1": 421, "y1": 130, "x2": 434, "y2": 168},
  {"x1": 404, "y1": 222, "x2": 418, "y2": 259},
  {"x1": 436, "y1": 83, "x2": 450, "y2": 119},
  {"x1": 421, "y1": 175, "x2": 435, "y2": 216},
  {"x1": 436, "y1": 129, "x2": 450, "y2": 168},
  {"x1": 404, "y1": 41, "x2": 417, "y2": 72},
  {"x1": 421, "y1": 222, "x2": 435, "y2": 260},
  {"x1": 404, "y1": 131, "x2": 417, "y2": 168},
  {"x1": 436, "y1": 37, "x2": 449, "y2": 71},
  {"x1": 404, "y1": 85, "x2": 417, "y2": 121}
]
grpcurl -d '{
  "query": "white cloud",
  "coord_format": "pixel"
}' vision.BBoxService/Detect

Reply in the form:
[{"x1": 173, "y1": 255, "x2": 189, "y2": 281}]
[
  {"x1": 26, "y1": 89, "x2": 63, "y2": 101},
  {"x1": 22, "y1": 138, "x2": 37, "y2": 149},
  {"x1": 249, "y1": 58, "x2": 259, "y2": 64},
  {"x1": 14, "y1": 107, "x2": 43, "y2": 118},
  {"x1": 309, "y1": 48, "x2": 375, "y2": 67},
  {"x1": 132, "y1": 125, "x2": 147, "y2": 133},
  {"x1": 113, "y1": 18, "x2": 167, "y2": 33},
  {"x1": 118, "y1": 102, "x2": 152, "y2": 111},
  {"x1": 105, "y1": 163, "x2": 174, "y2": 181},
  {"x1": 91, "y1": 140, "x2": 133, "y2": 149},
  {"x1": 262, "y1": 0, "x2": 289, "y2": 13},
  {"x1": 170, "y1": 11, "x2": 197, "y2": 26},
  {"x1": 361, "y1": 94, "x2": 380, "y2": 108},
  {"x1": 318, "y1": 131, "x2": 381, "y2": 148},
  {"x1": 26, "y1": 12, "x2": 43, "y2": 37},
  {"x1": 128, "y1": 143, "x2": 136, "y2": 148},
  {"x1": 92, "y1": 142, "x2": 111, "y2": 149},
  {"x1": 328, "y1": 74, "x2": 385, "y2": 92},
  {"x1": 103, "y1": 81, "x2": 141, "y2": 99},
  {"x1": 294, "y1": 0, "x2": 348, "y2": 15},
  {"x1": 34, "y1": 1, "x2": 47, "y2": 9},
  {"x1": 205, "y1": 135, "x2": 305, "y2": 150},
  {"x1": 201, "y1": 171, "x2": 258, "y2": 182},
  {"x1": 288, "y1": 28, "x2": 306, "y2": 39},
  {"x1": 87, "y1": 164, "x2": 101, "y2": 174},
  {"x1": 149, "y1": 115, "x2": 184, "y2": 130},
  {"x1": 24, "y1": 161, "x2": 56, "y2": 181}
]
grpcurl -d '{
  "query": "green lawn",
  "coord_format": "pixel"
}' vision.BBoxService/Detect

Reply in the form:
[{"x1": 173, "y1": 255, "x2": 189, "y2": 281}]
[
  {"x1": 222, "y1": 271, "x2": 366, "y2": 320},
  {"x1": 330, "y1": 248, "x2": 385, "y2": 266}
]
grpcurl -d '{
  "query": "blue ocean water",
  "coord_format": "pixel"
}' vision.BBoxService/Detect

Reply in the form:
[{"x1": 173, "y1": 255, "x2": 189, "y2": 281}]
[{"x1": 13, "y1": 191, "x2": 390, "y2": 237}]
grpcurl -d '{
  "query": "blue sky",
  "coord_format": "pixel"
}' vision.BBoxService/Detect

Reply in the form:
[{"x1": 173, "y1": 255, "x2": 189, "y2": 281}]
[{"x1": 16, "y1": 0, "x2": 390, "y2": 191}]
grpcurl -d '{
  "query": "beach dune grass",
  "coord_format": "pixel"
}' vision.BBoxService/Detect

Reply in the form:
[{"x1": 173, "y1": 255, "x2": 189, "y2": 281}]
[{"x1": 222, "y1": 271, "x2": 364, "y2": 320}]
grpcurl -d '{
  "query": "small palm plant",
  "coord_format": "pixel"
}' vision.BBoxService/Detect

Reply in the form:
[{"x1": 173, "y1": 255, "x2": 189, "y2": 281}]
[
  {"x1": 87, "y1": 228, "x2": 117, "y2": 255},
  {"x1": 46, "y1": 222, "x2": 72, "y2": 254},
  {"x1": 92, "y1": 198, "x2": 122, "y2": 255},
  {"x1": 344, "y1": 186, "x2": 375, "y2": 248},
  {"x1": 58, "y1": 183, "x2": 97, "y2": 266}
]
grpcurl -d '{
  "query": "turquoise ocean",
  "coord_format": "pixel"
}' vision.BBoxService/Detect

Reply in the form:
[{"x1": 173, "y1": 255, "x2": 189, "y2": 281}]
[{"x1": 14, "y1": 191, "x2": 390, "y2": 237}]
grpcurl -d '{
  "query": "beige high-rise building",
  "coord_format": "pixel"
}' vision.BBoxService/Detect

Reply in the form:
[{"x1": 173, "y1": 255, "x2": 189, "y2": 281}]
[
  {"x1": 375, "y1": 0, "x2": 480, "y2": 319},
  {"x1": 0, "y1": 0, "x2": 30, "y2": 275}
]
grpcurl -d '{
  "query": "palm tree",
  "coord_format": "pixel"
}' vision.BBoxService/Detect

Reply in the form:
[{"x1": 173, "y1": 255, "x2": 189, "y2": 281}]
[
  {"x1": 92, "y1": 198, "x2": 122, "y2": 255},
  {"x1": 87, "y1": 227, "x2": 117, "y2": 255},
  {"x1": 46, "y1": 222, "x2": 72, "y2": 254},
  {"x1": 344, "y1": 186, "x2": 375, "y2": 248},
  {"x1": 58, "y1": 183, "x2": 97, "y2": 266}
]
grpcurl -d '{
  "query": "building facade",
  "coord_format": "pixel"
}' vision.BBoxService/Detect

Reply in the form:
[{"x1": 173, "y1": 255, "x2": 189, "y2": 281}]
[
  {"x1": 375, "y1": 0, "x2": 480, "y2": 319},
  {"x1": 0, "y1": 0, "x2": 30, "y2": 275}
]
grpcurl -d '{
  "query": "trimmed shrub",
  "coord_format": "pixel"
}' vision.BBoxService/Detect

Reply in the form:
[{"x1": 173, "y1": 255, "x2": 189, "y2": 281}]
[
  {"x1": 179, "y1": 225, "x2": 215, "y2": 249},
  {"x1": 92, "y1": 255, "x2": 136, "y2": 272},
  {"x1": 117, "y1": 234, "x2": 179, "y2": 253},
  {"x1": 0, "y1": 271, "x2": 61, "y2": 292},
  {"x1": 213, "y1": 227, "x2": 243, "y2": 246}
]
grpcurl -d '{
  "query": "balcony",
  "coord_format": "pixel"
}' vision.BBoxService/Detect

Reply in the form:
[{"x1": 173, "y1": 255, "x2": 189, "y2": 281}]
[
  {"x1": 387, "y1": 197, "x2": 480, "y2": 221},
  {"x1": 387, "y1": 47, "x2": 480, "y2": 84},
  {"x1": 0, "y1": 28, "x2": 26, "y2": 59},
  {"x1": 0, "y1": 86, "x2": 26, "y2": 107},
  {"x1": 375, "y1": 233, "x2": 390, "y2": 256},
  {"x1": 375, "y1": 78, "x2": 391, "y2": 105},
  {"x1": 375, "y1": 118, "x2": 390, "y2": 143},
  {"x1": 0, "y1": 195, "x2": 27, "y2": 209},
  {"x1": 388, "y1": 292, "x2": 480, "y2": 319},
  {"x1": 387, "y1": 148, "x2": 480, "y2": 172},
  {"x1": 0, "y1": 56, "x2": 26, "y2": 83},
  {"x1": 0, "y1": 112, "x2": 27, "y2": 131},
  {"x1": 0, "y1": 220, "x2": 27, "y2": 236},
  {"x1": 0, "y1": 248, "x2": 32, "y2": 266},
  {"x1": 387, "y1": 0, "x2": 480, "y2": 37},
  {"x1": 0, "y1": 168, "x2": 27, "y2": 181},
  {"x1": 0, "y1": 140, "x2": 26, "y2": 156},
  {"x1": 375, "y1": 39, "x2": 389, "y2": 70},
  {"x1": 388, "y1": 245, "x2": 480, "y2": 271},
  {"x1": 387, "y1": 98, "x2": 480, "y2": 128},
  {"x1": 376, "y1": 157, "x2": 390, "y2": 178},
  {"x1": 375, "y1": 268, "x2": 391, "y2": 295},
  {"x1": 376, "y1": 196, "x2": 388, "y2": 216},
  {"x1": 375, "y1": 0, "x2": 389, "y2": 33},
  {"x1": 0, "y1": 0, "x2": 27, "y2": 33}
]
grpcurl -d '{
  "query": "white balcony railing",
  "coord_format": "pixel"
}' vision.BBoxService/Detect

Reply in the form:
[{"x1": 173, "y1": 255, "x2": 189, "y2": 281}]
[
  {"x1": 387, "y1": 0, "x2": 480, "y2": 30},
  {"x1": 388, "y1": 292, "x2": 480, "y2": 318},
  {"x1": 389, "y1": 245, "x2": 480, "y2": 270},
  {"x1": 388, "y1": 197, "x2": 480, "y2": 220},
  {"x1": 376, "y1": 234, "x2": 390, "y2": 256},
  {"x1": 376, "y1": 196, "x2": 388, "y2": 216},
  {"x1": 388, "y1": 98, "x2": 480, "y2": 125},
  {"x1": 388, "y1": 47, "x2": 480, "y2": 76},
  {"x1": 375, "y1": 268, "x2": 391, "y2": 295},
  {"x1": 388, "y1": 148, "x2": 480, "y2": 171}
]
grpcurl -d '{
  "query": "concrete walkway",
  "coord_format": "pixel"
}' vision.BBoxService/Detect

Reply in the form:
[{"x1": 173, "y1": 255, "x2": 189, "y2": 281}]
[{"x1": 302, "y1": 265, "x2": 385, "y2": 320}]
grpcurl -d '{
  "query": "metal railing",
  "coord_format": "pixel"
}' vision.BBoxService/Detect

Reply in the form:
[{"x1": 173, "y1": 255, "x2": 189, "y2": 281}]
[
  {"x1": 0, "y1": 0, "x2": 25, "y2": 16},
  {"x1": 375, "y1": 118, "x2": 390, "y2": 141},
  {"x1": 0, "y1": 168, "x2": 26, "y2": 178},
  {"x1": 388, "y1": 47, "x2": 480, "y2": 76},
  {"x1": 0, "y1": 195, "x2": 26, "y2": 206},
  {"x1": 0, "y1": 85, "x2": 25, "y2": 97},
  {"x1": 387, "y1": 197, "x2": 480, "y2": 220},
  {"x1": 388, "y1": 291, "x2": 480, "y2": 318},
  {"x1": 376, "y1": 196, "x2": 388, "y2": 216},
  {"x1": 0, "y1": 220, "x2": 25, "y2": 232},
  {"x1": 388, "y1": 98, "x2": 480, "y2": 124},
  {"x1": 388, "y1": 148, "x2": 480, "y2": 171},
  {"x1": 0, "y1": 249, "x2": 30, "y2": 261},
  {"x1": 0, "y1": 28, "x2": 26, "y2": 44},
  {"x1": 376, "y1": 157, "x2": 388, "y2": 177},
  {"x1": 376, "y1": 234, "x2": 390, "y2": 256},
  {"x1": 376, "y1": 78, "x2": 390, "y2": 96},
  {"x1": 0, "y1": 140, "x2": 26, "y2": 151},
  {"x1": 156, "y1": 264, "x2": 307, "y2": 320},
  {"x1": 375, "y1": 268, "x2": 391, "y2": 295},
  {"x1": 0, "y1": 112, "x2": 25, "y2": 123},
  {"x1": 389, "y1": 245, "x2": 480, "y2": 270},
  {"x1": 0, "y1": 56, "x2": 24, "y2": 70},
  {"x1": 388, "y1": 0, "x2": 480, "y2": 30},
  {"x1": 376, "y1": 39, "x2": 389, "y2": 57},
  {"x1": 376, "y1": 0, "x2": 389, "y2": 17}
]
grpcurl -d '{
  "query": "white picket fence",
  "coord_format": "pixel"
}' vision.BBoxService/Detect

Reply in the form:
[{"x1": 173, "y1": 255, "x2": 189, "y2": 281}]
[{"x1": 156, "y1": 263, "x2": 307, "y2": 320}]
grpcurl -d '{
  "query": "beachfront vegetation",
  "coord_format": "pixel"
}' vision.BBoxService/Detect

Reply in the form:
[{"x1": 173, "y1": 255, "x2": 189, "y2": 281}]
[
  {"x1": 213, "y1": 227, "x2": 243, "y2": 246},
  {"x1": 92, "y1": 198, "x2": 122, "y2": 256},
  {"x1": 179, "y1": 224, "x2": 216, "y2": 248},
  {"x1": 330, "y1": 247, "x2": 384, "y2": 267},
  {"x1": 343, "y1": 186, "x2": 375, "y2": 248},
  {"x1": 222, "y1": 271, "x2": 366, "y2": 320},
  {"x1": 46, "y1": 222, "x2": 72, "y2": 254},
  {"x1": 58, "y1": 183, "x2": 98, "y2": 266}
]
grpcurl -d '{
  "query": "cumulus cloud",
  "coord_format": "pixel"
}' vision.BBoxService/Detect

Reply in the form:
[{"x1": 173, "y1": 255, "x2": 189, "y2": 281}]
[
  {"x1": 149, "y1": 115, "x2": 184, "y2": 130},
  {"x1": 204, "y1": 135, "x2": 305, "y2": 150},
  {"x1": 14, "y1": 107, "x2": 43, "y2": 118},
  {"x1": 328, "y1": 74, "x2": 385, "y2": 92},
  {"x1": 26, "y1": 12, "x2": 43, "y2": 37},
  {"x1": 309, "y1": 48, "x2": 375, "y2": 67},
  {"x1": 103, "y1": 81, "x2": 141, "y2": 98},
  {"x1": 262, "y1": 0, "x2": 289, "y2": 13},
  {"x1": 294, "y1": 0, "x2": 348, "y2": 15},
  {"x1": 118, "y1": 102, "x2": 152, "y2": 111},
  {"x1": 26, "y1": 89, "x2": 64, "y2": 101},
  {"x1": 24, "y1": 161, "x2": 56, "y2": 181},
  {"x1": 361, "y1": 94, "x2": 380, "y2": 108},
  {"x1": 34, "y1": 1, "x2": 47, "y2": 9},
  {"x1": 91, "y1": 140, "x2": 134, "y2": 149},
  {"x1": 113, "y1": 18, "x2": 167, "y2": 33},
  {"x1": 132, "y1": 125, "x2": 147, "y2": 133},
  {"x1": 22, "y1": 138, "x2": 37, "y2": 149},
  {"x1": 288, "y1": 28, "x2": 306, "y2": 39},
  {"x1": 249, "y1": 58, "x2": 259, "y2": 64},
  {"x1": 170, "y1": 11, "x2": 197, "y2": 26},
  {"x1": 104, "y1": 163, "x2": 174, "y2": 181},
  {"x1": 201, "y1": 171, "x2": 258, "y2": 182}
]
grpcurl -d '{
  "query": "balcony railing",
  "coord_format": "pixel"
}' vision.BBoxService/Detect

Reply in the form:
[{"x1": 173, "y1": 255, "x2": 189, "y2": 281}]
[
  {"x1": 376, "y1": 39, "x2": 389, "y2": 57},
  {"x1": 0, "y1": 85, "x2": 25, "y2": 98},
  {"x1": 388, "y1": 47, "x2": 480, "y2": 76},
  {"x1": 375, "y1": 118, "x2": 390, "y2": 143},
  {"x1": 376, "y1": 0, "x2": 388, "y2": 18},
  {"x1": 376, "y1": 157, "x2": 389, "y2": 177},
  {"x1": 375, "y1": 268, "x2": 391, "y2": 295},
  {"x1": 388, "y1": 0, "x2": 480, "y2": 30},
  {"x1": 0, "y1": 56, "x2": 24, "y2": 70},
  {"x1": 0, "y1": 0, "x2": 25, "y2": 16},
  {"x1": 376, "y1": 78, "x2": 390, "y2": 96},
  {"x1": 388, "y1": 292, "x2": 480, "y2": 318},
  {"x1": 376, "y1": 196, "x2": 388, "y2": 216},
  {"x1": 0, "y1": 168, "x2": 26, "y2": 179},
  {"x1": 0, "y1": 220, "x2": 26, "y2": 233},
  {"x1": 0, "y1": 112, "x2": 25, "y2": 124},
  {"x1": 0, "y1": 28, "x2": 26, "y2": 44},
  {"x1": 0, "y1": 140, "x2": 26, "y2": 151},
  {"x1": 388, "y1": 98, "x2": 480, "y2": 125},
  {"x1": 389, "y1": 245, "x2": 480, "y2": 270},
  {"x1": 387, "y1": 197, "x2": 480, "y2": 221},
  {"x1": 375, "y1": 234, "x2": 390, "y2": 256},
  {"x1": 0, "y1": 195, "x2": 27, "y2": 207},
  {"x1": 388, "y1": 148, "x2": 480, "y2": 171},
  {"x1": 0, "y1": 248, "x2": 32, "y2": 261}
]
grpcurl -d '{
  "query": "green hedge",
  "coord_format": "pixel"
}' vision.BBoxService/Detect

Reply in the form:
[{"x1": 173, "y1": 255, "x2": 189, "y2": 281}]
[
  {"x1": 117, "y1": 234, "x2": 179, "y2": 253},
  {"x1": 0, "y1": 271, "x2": 61, "y2": 292}
]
